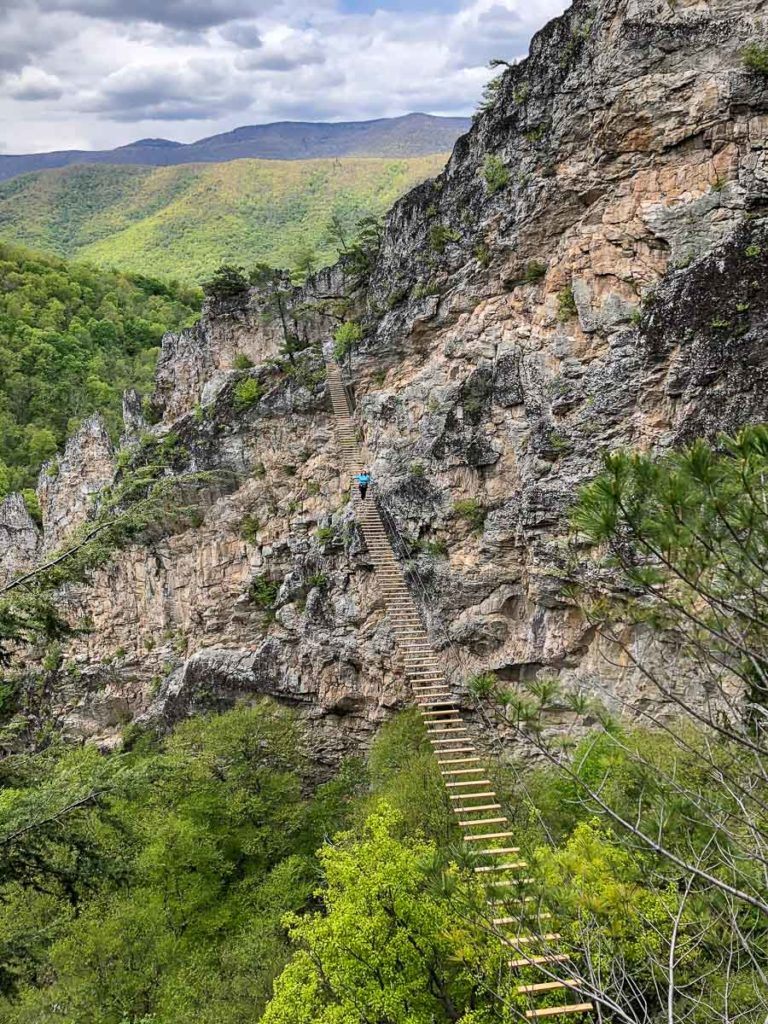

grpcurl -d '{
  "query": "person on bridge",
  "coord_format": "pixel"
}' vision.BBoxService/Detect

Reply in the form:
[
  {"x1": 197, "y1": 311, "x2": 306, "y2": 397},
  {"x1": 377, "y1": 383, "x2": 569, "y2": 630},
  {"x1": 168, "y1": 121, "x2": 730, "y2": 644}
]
[{"x1": 356, "y1": 469, "x2": 371, "y2": 501}]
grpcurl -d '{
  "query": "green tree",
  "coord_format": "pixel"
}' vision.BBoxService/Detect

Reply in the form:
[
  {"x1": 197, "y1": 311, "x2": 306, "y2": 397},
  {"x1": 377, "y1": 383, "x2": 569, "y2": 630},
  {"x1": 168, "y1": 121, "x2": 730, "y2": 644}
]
[{"x1": 263, "y1": 803, "x2": 504, "y2": 1024}]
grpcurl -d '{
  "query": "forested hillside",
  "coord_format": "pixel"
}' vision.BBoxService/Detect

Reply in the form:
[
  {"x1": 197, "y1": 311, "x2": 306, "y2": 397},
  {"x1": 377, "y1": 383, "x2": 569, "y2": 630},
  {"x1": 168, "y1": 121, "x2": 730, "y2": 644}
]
[
  {"x1": 0, "y1": 155, "x2": 446, "y2": 283},
  {"x1": 0, "y1": 242, "x2": 200, "y2": 496}
]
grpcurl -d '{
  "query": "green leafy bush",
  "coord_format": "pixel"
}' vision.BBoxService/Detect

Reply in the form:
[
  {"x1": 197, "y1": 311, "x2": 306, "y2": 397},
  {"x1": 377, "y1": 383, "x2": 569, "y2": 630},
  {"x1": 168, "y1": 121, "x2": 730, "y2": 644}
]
[
  {"x1": 428, "y1": 223, "x2": 460, "y2": 254},
  {"x1": 556, "y1": 285, "x2": 578, "y2": 321},
  {"x1": 523, "y1": 260, "x2": 547, "y2": 283},
  {"x1": 483, "y1": 154, "x2": 510, "y2": 194},
  {"x1": 411, "y1": 279, "x2": 442, "y2": 300},
  {"x1": 240, "y1": 514, "x2": 260, "y2": 543},
  {"x1": 233, "y1": 352, "x2": 254, "y2": 370},
  {"x1": 743, "y1": 42, "x2": 768, "y2": 74},
  {"x1": 202, "y1": 264, "x2": 250, "y2": 302},
  {"x1": 249, "y1": 574, "x2": 280, "y2": 609},
  {"x1": 453, "y1": 497, "x2": 486, "y2": 532},
  {"x1": 333, "y1": 321, "x2": 363, "y2": 362},
  {"x1": 233, "y1": 377, "x2": 263, "y2": 410}
]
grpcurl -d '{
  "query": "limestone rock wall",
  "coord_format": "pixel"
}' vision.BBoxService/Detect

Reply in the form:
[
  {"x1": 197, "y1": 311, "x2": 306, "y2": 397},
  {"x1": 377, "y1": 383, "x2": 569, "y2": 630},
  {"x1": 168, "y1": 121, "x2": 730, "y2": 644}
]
[
  {"x1": 3, "y1": 0, "x2": 768, "y2": 757},
  {"x1": 37, "y1": 415, "x2": 116, "y2": 555},
  {"x1": 0, "y1": 494, "x2": 40, "y2": 586}
]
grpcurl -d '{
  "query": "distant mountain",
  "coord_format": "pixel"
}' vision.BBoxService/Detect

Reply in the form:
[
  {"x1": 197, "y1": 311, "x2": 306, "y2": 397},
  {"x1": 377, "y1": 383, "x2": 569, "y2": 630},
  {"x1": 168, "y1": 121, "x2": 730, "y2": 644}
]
[
  {"x1": 0, "y1": 114, "x2": 470, "y2": 183},
  {"x1": 0, "y1": 154, "x2": 448, "y2": 283}
]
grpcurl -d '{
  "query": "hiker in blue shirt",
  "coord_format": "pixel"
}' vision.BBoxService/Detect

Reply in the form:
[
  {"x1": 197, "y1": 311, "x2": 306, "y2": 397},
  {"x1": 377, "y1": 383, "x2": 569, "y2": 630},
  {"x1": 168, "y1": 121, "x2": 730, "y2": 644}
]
[{"x1": 356, "y1": 469, "x2": 371, "y2": 501}]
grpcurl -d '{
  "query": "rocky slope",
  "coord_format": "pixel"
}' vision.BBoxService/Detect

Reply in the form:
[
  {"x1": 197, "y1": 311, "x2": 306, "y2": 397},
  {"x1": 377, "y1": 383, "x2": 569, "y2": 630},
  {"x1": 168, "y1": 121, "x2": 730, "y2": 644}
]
[{"x1": 2, "y1": 0, "x2": 767, "y2": 762}]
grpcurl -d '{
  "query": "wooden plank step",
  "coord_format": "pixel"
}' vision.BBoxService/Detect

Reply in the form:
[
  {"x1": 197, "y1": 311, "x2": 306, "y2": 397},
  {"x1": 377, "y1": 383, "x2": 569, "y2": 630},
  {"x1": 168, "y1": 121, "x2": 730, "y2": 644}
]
[
  {"x1": 453, "y1": 803, "x2": 501, "y2": 813},
  {"x1": 450, "y1": 792, "x2": 495, "y2": 800},
  {"x1": 441, "y1": 767, "x2": 485, "y2": 775},
  {"x1": 495, "y1": 914, "x2": 552, "y2": 924},
  {"x1": 487, "y1": 878, "x2": 534, "y2": 888},
  {"x1": 524, "y1": 1004, "x2": 592, "y2": 1019},
  {"x1": 474, "y1": 862, "x2": 527, "y2": 872},
  {"x1": 445, "y1": 779, "x2": 490, "y2": 787},
  {"x1": 436, "y1": 752, "x2": 477, "y2": 761},
  {"x1": 515, "y1": 981, "x2": 575, "y2": 995},
  {"x1": 508, "y1": 954, "x2": 572, "y2": 969},
  {"x1": 461, "y1": 816, "x2": 509, "y2": 827},
  {"x1": 476, "y1": 847, "x2": 520, "y2": 855},
  {"x1": 504, "y1": 934, "x2": 561, "y2": 946}
]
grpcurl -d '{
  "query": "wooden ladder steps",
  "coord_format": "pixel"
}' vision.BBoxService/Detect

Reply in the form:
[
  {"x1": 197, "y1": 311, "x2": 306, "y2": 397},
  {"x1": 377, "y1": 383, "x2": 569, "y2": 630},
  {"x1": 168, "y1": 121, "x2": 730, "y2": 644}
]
[
  {"x1": 525, "y1": 1006, "x2": 593, "y2": 1020},
  {"x1": 516, "y1": 981, "x2": 577, "y2": 995},
  {"x1": 465, "y1": 831, "x2": 515, "y2": 842},
  {"x1": 504, "y1": 934, "x2": 561, "y2": 946},
  {"x1": 327, "y1": 362, "x2": 593, "y2": 1024},
  {"x1": 508, "y1": 953, "x2": 572, "y2": 969},
  {"x1": 474, "y1": 862, "x2": 527, "y2": 872}
]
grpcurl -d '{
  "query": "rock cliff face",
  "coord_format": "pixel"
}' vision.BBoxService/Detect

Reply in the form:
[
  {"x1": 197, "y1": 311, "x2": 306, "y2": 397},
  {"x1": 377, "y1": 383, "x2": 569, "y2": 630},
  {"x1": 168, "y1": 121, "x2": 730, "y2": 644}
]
[
  {"x1": 0, "y1": 494, "x2": 40, "y2": 586},
  {"x1": 3, "y1": 0, "x2": 767, "y2": 757}
]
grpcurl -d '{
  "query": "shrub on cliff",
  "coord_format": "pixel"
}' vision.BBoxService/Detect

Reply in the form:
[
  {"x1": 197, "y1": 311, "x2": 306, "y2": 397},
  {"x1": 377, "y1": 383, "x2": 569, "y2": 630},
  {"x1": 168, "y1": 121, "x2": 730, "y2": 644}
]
[
  {"x1": 483, "y1": 154, "x2": 510, "y2": 194},
  {"x1": 332, "y1": 320, "x2": 363, "y2": 362},
  {"x1": 233, "y1": 377, "x2": 263, "y2": 410},
  {"x1": 743, "y1": 43, "x2": 768, "y2": 74},
  {"x1": 202, "y1": 263, "x2": 250, "y2": 303}
]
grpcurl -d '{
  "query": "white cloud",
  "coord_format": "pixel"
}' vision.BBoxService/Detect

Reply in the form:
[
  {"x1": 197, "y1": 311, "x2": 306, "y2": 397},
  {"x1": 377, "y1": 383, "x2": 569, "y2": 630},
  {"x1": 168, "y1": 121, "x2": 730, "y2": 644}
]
[
  {"x1": 6, "y1": 67, "x2": 65, "y2": 101},
  {"x1": 0, "y1": 0, "x2": 570, "y2": 153}
]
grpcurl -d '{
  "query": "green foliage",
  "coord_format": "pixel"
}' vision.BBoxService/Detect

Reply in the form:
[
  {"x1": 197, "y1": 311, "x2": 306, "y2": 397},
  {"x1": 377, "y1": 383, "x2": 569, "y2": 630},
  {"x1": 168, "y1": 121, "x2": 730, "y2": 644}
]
[
  {"x1": 232, "y1": 352, "x2": 253, "y2": 370},
  {"x1": 467, "y1": 671, "x2": 498, "y2": 698},
  {"x1": 0, "y1": 242, "x2": 199, "y2": 492},
  {"x1": 202, "y1": 264, "x2": 250, "y2": 302},
  {"x1": 409, "y1": 460, "x2": 425, "y2": 477},
  {"x1": 332, "y1": 320, "x2": 363, "y2": 362},
  {"x1": 232, "y1": 377, "x2": 263, "y2": 411},
  {"x1": 413, "y1": 537, "x2": 448, "y2": 558},
  {"x1": 573, "y1": 425, "x2": 768, "y2": 715},
  {"x1": 262, "y1": 804, "x2": 501, "y2": 1024},
  {"x1": 473, "y1": 242, "x2": 491, "y2": 267},
  {"x1": 453, "y1": 497, "x2": 486, "y2": 532},
  {"x1": 556, "y1": 285, "x2": 578, "y2": 321},
  {"x1": 412, "y1": 279, "x2": 442, "y2": 300},
  {"x1": 522, "y1": 259, "x2": 547, "y2": 283},
  {"x1": 0, "y1": 704, "x2": 364, "y2": 1022},
  {"x1": 524, "y1": 122, "x2": 549, "y2": 143},
  {"x1": 482, "y1": 154, "x2": 510, "y2": 194},
  {"x1": 249, "y1": 574, "x2": 280, "y2": 610},
  {"x1": 743, "y1": 42, "x2": 768, "y2": 74},
  {"x1": 428, "y1": 223, "x2": 461, "y2": 254},
  {"x1": 0, "y1": 159, "x2": 447, "y2": 285},
  {"x1": 240, "y1": 514, "x2": 260, "y2": 543},
  {"x1": 475, "y1": 73, "x2": 503, "y2": 115}
]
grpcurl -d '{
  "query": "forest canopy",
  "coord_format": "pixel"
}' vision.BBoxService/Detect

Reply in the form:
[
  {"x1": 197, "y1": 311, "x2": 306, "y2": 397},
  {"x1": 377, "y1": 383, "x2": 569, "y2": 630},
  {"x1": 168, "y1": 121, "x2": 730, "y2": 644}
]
[{"x1": 0, "y1": 241, "x2": 200, "y2": 497}]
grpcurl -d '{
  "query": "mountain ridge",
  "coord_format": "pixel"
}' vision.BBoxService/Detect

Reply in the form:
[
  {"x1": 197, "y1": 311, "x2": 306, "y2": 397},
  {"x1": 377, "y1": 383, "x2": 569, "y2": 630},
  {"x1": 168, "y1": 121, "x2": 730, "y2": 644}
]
[
  {"x1": 0, "y1": 113, "x2": 471, "y2": 183},
  {"x1": 0, "y1": 153, "x2": 448, "y2": 282}
]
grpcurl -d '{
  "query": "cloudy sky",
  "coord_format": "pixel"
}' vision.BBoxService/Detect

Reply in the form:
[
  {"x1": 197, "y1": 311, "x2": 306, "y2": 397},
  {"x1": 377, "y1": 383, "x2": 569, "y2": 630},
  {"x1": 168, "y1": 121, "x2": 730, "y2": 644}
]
[{"x1": 1, "y1": 0, "x2": 568, "y2": 154}]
